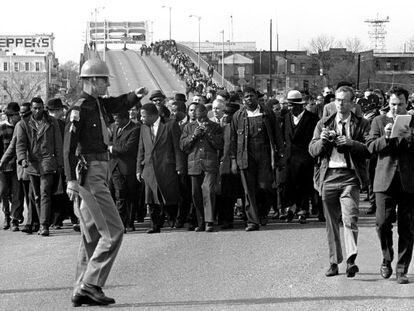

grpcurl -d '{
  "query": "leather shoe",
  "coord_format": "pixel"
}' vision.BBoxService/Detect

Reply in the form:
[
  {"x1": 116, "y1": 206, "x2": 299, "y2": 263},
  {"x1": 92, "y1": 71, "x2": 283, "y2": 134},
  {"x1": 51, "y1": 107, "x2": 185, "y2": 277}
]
[
  {"x1": 380, "y1": 262, "x2": 392, "y2": 279},
  {"x1": 79, "y1": 282, "x2": 115, "y2": 305},
  {"x1": 38, "y1": 226, "x2": 49, "y2": 236},
  {"x1": 396, "y1": 273, "x2": 409, "y2": 284},
  {"x1": 346, "y1": 263, "x2": 359, "y2": 278},
  {"x1": 72, "y1": 293, "x2": 102, "y2": 307},
  {"x1": 285, "y1": 210, "x2": 294, "y2": 223},
  {"x1": 205, "y1": 223, "x2": 214, "y2": 232},
  {"x1": 298, "y1": 215, "x2": 307, "y2": 224},
  {"x1": 146, "y1": 228, "x2": 160, "y2": 234},
  {"x1": 33, "y1": 223, "x2": 40, "y2": 233},
  {"x1": 245, "y1": 224, "x2": 259, "y2": 232},
  {"x1": 11, "y1": 223, "x2": 20, "y2": 232},
  {"x1": 21, "y1": 225, "x2": 33, "y2": 234},
  {"x1": 195, "y1": 226, "x2": 205, "y2": 232},
  {"x1": 325, "y1": 263, "x2": 339, "y2": 277},
  {"x1": 72, "y1": 224, "x2": 81, "y2": 232},
  {"x1": 3, "y1": 217, "x2": 10, "y2": 230}
]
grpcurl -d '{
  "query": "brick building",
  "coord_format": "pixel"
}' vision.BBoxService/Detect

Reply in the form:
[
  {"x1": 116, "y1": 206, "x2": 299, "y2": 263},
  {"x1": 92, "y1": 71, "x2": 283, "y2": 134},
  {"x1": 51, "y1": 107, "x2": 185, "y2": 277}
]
[{"x1": 0, "y1": 34, "x2": 60, "y2": 105}]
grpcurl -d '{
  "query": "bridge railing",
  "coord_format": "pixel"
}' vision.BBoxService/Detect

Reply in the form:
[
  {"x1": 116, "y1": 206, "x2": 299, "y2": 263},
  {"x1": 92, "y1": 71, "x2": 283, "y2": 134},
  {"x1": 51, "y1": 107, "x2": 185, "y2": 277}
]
[{"x1": 176, "y1": 43, "x2": 236, "y2": 91}]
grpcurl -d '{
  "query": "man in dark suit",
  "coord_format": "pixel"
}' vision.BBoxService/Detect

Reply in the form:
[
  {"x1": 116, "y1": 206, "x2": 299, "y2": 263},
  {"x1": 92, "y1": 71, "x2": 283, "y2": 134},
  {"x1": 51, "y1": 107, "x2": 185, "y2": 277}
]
[
  {"x1": 309, "y1": 86, "x2": 371, "y2": 278},
  {"x1": 180, "y1": 104, "x2": 223, "y2": 232},
  {"x1": 366, "y1": 86, "x2": 414, "y2": 284},
  {"x1": 136, "y1": 103, "x2": 185, "y2": 233},
  {"x1": 109, "y1": 110, "x2": 141, "y2": 232},
  {"x1": 282, "y1": 90, "x2": 319, "y2": 224}
]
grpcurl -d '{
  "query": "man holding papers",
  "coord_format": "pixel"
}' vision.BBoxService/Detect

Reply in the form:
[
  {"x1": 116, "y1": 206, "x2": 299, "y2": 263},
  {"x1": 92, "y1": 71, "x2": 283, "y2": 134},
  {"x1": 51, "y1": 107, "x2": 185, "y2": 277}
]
[{"x1": 367, "y1": 86, "x2": 414, "y2": 284}]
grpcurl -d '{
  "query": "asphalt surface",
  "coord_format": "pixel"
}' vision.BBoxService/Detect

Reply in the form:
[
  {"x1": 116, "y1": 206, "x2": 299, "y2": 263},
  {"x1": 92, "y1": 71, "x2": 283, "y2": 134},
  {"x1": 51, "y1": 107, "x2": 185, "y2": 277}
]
[
  {"x1": 1, "y1": 201, "x2": 413, "y2": 311},
  {"x1": 104, "y1": 49, "x2": 186, "y2": 99}
]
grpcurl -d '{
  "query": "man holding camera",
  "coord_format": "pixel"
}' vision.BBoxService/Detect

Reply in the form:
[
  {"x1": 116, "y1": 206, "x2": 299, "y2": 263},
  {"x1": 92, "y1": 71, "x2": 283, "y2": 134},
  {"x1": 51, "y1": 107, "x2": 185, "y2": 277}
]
[{"x1": 309, "y1": 86, "x2": 370, "y2": 278}]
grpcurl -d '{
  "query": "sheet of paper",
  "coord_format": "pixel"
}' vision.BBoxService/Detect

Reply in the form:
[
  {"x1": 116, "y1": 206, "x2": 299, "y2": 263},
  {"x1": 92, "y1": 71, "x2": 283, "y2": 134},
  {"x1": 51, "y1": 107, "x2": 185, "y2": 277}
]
[{"x1": 390, "y1": 115, "x2": 412, "y2": 138}]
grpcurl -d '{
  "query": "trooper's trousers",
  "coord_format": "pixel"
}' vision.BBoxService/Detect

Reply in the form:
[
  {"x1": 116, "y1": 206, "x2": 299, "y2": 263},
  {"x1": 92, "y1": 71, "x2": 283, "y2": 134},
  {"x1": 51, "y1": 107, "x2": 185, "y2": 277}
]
[{"x1": 75, "y1": 160, "x2": 124, "y2": 289}]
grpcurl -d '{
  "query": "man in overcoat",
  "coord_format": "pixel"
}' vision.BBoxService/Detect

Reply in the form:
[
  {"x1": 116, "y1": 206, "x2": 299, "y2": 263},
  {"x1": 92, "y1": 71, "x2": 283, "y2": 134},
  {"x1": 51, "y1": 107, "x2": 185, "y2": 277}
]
[
  {"x1": 137, "y1": 103, "x2": 185, "y2": 233},
  {"x1": 282, "y1": 90, "x2": 319, "y2": 224}
]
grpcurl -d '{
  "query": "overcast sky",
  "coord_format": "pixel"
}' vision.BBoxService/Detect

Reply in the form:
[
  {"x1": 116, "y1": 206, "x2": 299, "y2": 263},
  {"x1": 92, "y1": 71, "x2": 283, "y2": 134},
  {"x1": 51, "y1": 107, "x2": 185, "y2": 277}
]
[{"x1": 1, "y1": 0, "x2": 413, "y2": 63}]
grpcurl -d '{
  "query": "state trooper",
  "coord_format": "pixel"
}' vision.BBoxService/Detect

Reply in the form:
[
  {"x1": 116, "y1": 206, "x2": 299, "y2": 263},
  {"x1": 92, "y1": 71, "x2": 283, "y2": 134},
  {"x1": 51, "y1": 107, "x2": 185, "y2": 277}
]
[{"x1": 64, "y1": 58, "x2": 147, "y2": 306}]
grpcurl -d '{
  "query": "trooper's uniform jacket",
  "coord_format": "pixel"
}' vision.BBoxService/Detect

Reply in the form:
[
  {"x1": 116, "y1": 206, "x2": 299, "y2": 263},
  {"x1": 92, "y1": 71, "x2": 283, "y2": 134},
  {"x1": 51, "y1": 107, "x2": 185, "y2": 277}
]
[{"x1": 64, "y1": 91, "x2": 139, "y2": 180}]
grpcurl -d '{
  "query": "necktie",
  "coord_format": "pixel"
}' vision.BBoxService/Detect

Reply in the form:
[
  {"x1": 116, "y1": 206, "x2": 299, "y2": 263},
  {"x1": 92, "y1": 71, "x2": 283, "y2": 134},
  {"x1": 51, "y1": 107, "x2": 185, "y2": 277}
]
[
  {"x1": 97, "y1": 99, "x2": 109, "y2": 146},
  {"x1": 339, "y1": 121, "x2": 352, "y2": 169},
  {"x1": 150, "y1": 125, "x2": 155, "y2": 142}
]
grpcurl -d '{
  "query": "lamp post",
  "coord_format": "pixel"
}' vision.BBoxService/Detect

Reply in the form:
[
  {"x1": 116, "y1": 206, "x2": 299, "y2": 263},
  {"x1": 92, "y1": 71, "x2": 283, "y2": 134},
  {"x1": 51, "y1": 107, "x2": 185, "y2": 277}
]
[
  {"x1": 92, "y1": 6, "x2": 105, "y2": 52},
  {"x1": 189, "y1": 14, "x2": 201, "y2": 69},
  {"x1": 162, "y1": 6, "x2": 172, "y2": 41},
  {"x1": 220, "y1": 30, "x2": 225, "y2": 87}
]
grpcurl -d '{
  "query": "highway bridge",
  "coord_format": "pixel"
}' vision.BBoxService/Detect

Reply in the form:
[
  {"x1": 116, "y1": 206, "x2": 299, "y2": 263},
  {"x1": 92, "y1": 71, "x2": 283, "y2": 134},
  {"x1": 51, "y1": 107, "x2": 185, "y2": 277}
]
[{"x1": 102, "y1": 49, "x2": 187, "y2": 98}]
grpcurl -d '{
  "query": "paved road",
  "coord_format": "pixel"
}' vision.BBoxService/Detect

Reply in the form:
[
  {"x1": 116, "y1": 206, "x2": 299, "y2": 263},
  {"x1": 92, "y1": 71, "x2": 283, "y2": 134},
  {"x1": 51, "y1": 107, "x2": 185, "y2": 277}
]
[
  {"x1": 104, "y1": 49, "x2": 186, "y2": 99},
  {"x1": 1, "y1": 207, "x2": 413, "y2": 311}
]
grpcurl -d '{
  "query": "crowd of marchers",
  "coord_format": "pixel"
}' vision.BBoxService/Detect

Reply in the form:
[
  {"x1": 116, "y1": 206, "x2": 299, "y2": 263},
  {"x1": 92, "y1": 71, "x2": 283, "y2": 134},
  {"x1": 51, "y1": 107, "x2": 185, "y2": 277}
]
[{"x1": 1, "y1": 44, "x2": 414, "y2": 285}]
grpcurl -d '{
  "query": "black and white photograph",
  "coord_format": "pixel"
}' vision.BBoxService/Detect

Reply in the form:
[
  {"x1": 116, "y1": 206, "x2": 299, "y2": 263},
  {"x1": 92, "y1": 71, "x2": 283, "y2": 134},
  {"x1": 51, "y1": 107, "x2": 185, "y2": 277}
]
[{"x1": 0, "y1": 0, "x2": 414, "y2": 309}]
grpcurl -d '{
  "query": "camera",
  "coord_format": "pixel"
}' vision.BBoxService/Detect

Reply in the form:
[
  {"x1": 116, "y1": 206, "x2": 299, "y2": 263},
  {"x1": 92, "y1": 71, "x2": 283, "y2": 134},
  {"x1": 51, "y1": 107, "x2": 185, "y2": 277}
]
[{"x1": 327, "y1": 130, "x2": 338, "y2": 142}]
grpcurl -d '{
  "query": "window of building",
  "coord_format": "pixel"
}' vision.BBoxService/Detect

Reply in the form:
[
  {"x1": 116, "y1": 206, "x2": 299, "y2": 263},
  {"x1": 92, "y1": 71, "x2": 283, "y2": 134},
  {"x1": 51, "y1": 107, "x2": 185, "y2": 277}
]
[
  {"x1": 386, "y1": 61, "x2": 391, "y2": 70},
  {"x1": 290, "y1": 63, "x2": 296, "y2": 74},
  {"x1": 3, "y1": 62, "x2": 8, "y2": 71},
  {"x1": 35, "y1": 62, "x2": 41, "y2": 72},
  {"x1": 393, "y1": 63, "x2": 399, "y2": 71},
  {"x1": 25, "y1": 62, "x2": 30, "y2": 71},
  {"x1": 301, "y1": 63, "x2": 306, "y2": 72},
  {"x1": 400, "y1": 62, "x2": 405, "y2": 71},
  {"x1": 14, "y1": 62, "x2": 19, "y2": 72}
]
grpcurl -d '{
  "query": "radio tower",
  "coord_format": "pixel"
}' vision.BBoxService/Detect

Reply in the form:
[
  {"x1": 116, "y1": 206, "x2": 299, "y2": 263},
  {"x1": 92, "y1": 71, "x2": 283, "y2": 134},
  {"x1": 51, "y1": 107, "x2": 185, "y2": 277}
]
[{"x1": 365, "y1": 14, "x2": 389, "y2": 53}]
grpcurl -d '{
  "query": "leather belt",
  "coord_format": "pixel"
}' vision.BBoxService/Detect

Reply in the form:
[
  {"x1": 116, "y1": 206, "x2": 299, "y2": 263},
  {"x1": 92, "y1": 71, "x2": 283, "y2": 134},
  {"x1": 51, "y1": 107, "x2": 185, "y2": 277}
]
[{"x1": 81, "y1": 152, "x2": 109, "y2": 162}]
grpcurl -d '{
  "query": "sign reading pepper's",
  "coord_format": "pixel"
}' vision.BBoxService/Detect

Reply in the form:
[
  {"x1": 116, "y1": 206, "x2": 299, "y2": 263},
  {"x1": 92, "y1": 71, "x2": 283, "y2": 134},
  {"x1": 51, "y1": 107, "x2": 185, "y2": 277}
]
[{"x1": 0, "y1": 35, "x2": 53, "y2": 53}]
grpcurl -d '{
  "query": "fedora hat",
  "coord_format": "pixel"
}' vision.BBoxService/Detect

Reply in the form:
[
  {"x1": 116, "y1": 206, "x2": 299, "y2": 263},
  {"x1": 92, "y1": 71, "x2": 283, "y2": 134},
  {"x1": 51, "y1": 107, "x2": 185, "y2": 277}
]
[{"x1": 286, "y1": 90, "x2": 305, "y2": 104}]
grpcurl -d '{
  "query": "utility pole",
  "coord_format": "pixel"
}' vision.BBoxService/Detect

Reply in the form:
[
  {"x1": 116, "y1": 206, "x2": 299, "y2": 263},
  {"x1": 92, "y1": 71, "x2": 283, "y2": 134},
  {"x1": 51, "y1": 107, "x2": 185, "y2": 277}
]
[
  {"x1": 221, "y1": 30, "x2": 225, "y2": 87},
  {"x1": 269, "y1": 19, "x2": 273, "y2": 97},
  {"x1": 357, "y1": 54, "x2": 361, "y2": 90}
]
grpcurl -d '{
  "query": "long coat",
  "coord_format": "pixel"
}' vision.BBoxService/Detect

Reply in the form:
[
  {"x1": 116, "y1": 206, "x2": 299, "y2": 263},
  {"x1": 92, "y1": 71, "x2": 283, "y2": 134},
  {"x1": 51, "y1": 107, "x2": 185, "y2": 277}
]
[
  {"x1": 309, "y1": 112, "x2": 371, "y2": 194},
  {"x1": 137, "y1": 119, "x2": 185, "y2": 205},
  {"x1": 16, "y1": 113, "x2": 63, "y2": 176},
  {"x1": 282, "y1": 110, "x2": 319, "y2": 189},
  {"x1": 367, "y1": 114, "x2": 414, "y2": 193}
]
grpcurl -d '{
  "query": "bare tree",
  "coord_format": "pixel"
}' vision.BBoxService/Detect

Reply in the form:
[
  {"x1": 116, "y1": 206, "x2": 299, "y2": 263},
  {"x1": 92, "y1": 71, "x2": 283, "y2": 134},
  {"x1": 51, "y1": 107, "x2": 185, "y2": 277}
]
[
  {"x1": 59, "y1": 61, "x2": 80, "y2": 103},
  {"x1": 406, "y1": 36, "x2": 414, "y2": 52},
  {"x1": 308, "y1": 34, "x2": 337, "y2": 54},
  {"x1": 2, "y1": 74, "x2": 46, "y2": 102},
  {"x1": 340, "y1": 37, "x2": 365, "y2": 53}
]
